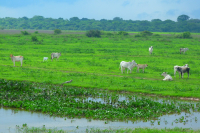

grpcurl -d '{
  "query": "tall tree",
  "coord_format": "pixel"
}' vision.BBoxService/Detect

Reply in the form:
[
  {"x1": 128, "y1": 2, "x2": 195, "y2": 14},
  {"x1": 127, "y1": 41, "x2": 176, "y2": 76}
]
[{"x1": 177, "y1": 15, "x2": 190, "y2": 22}]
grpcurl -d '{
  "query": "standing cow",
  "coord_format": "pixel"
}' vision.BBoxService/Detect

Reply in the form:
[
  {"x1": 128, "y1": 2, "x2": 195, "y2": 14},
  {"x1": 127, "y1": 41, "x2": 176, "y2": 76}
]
[
  {"x1": 174, "y1": 64, "x2": 189, "y2": 77},
  {"x1": 136, "y1": 64, "x2": 148, "y2": 73},
  {"x1": 119, "y1": 60, "x2": 137, "y2": 74},
  {"x1": 51, "y1": 53, "x2": 61, "y2": 61},
  {"x1": 149, "y1": 46, "x2": 153, "y2": 55},
  {"x1": 10, "y1": 54, "x2": 23, "y2": 67},
  {"x1": 176, "y1": 66, "x2": 190, "y2": 79}
]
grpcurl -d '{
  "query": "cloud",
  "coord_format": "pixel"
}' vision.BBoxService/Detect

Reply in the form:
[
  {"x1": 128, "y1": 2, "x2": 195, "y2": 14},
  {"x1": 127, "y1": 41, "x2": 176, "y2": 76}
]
[{"x1": 0, "y1": 0, "x2": 200, "y2": 21}]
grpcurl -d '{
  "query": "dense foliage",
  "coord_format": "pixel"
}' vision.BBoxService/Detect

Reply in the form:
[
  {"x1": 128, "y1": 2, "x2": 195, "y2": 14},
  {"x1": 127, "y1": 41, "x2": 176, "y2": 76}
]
[{"x1": 1, "y1": 15, "x2": 200, "y2": 32}]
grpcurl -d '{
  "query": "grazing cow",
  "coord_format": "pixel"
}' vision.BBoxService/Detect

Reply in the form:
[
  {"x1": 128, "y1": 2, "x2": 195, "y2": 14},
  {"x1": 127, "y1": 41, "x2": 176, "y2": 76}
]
[
  {"x1": 136, "y1": 64, "x2": 148, "y2": 73},
  {"x1": 180, "y1": 48, "x2": 189, "y2": 54},
  {"x1": 51, "y1": 53, "x2": 61, "y2": 61},
  {"x1": 119, "y1": 60, "x2": 137, "y2": 74},
  {"x1": 10, "y1": 54, "x2": 23, "y2": 67},
  {"x1": 149, "y1": 46, "x2": 153, "y2": 55},
  {"x1": 176, "y1": 66, "x2": 190, "y2": 79},
  {"x1": 43, "y1": 57, "x2": 48, "y2": 62},
  {"x1": 174, "y1": 64, "x2": 189, "y2": 77},
  {"x1": 161, "y1": 72, "x2": 173, "y2": 81}
]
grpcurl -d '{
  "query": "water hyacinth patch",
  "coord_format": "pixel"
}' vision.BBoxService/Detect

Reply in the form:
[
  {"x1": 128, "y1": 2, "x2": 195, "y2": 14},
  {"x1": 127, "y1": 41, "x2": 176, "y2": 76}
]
[{"x1": 0, "y1": 79, "x2": 200, "y2": 122}]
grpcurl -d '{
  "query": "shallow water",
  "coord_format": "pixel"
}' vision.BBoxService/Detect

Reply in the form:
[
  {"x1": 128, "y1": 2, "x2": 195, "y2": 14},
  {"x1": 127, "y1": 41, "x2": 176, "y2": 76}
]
[{"x1": 0, "y1": 105, "x2": 200, "y2": 133}]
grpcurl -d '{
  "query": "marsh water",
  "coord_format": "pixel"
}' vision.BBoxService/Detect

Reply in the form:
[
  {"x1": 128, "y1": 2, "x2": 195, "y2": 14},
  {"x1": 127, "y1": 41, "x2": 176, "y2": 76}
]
[{"x1": 1, "y1": 95, "x2": 200, "y2": 133}]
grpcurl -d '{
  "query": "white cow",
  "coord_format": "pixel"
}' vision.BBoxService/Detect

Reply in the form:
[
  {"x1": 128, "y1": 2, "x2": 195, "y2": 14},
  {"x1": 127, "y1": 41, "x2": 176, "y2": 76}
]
[
  {"x1": 174, "y1": 64, "x2": 189, "y2": 77},
  {"x1": 149, "y1": 46, "x2": 153, "y2": 55},
  {"x1": 136, "y1": 64, "x2": 148, "y2": 73},
  {"x1": 161, "y1": 72, "x2": 173, "y2": 81},
  {"x1": 119, "y1": 60, "x2": 137, "y2": 74},
  {"x1": 51, "y1": 53, "x2": 61, "y2": 61},
  {"x1": 180, "y1": 48, "x2": 189, "y2": 54},
  {"x1": 10, "y1": 54, "x2": 23, "y2": 67},
  {"x1": 43, "y1": 57, "x2": 48, "y2": 62}
]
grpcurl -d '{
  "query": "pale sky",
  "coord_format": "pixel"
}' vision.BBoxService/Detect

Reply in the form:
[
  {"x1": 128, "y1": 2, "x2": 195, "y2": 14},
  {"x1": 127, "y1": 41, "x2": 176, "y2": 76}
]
[{"x1": 0, "y1": 0, "x2": 200, "y2": 21}]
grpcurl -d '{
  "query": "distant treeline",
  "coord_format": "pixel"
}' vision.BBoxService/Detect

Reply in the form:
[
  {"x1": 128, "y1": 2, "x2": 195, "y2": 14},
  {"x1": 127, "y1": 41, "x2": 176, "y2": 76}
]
[{"x1": 1, "y1": 14, "x2": 200, "y2": 32}]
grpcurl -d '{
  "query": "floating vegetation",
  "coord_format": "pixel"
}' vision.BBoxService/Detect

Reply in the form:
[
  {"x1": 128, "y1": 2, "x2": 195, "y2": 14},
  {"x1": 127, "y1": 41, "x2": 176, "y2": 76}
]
[{"x1": 1, "y1": 79, "x2": 200, "y2": 122}]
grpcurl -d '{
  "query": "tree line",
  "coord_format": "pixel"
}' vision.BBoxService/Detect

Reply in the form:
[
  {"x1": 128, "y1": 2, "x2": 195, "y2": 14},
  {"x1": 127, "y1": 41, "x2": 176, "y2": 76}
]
[{"x1": 0, "y1": 15, "x2": 200, "y2": 32}]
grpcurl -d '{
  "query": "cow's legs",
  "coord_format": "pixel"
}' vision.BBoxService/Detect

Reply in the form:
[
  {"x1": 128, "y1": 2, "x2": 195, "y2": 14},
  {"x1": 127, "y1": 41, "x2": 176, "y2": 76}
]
[{"x1": 121, "y1": 67, "x2": 124, "y2": 73}]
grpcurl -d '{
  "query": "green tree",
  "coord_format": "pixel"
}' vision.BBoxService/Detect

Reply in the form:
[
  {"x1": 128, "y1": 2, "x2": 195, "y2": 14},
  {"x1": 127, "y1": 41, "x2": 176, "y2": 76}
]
[{"x1": 177, "y1": 15, "x2": 190, "y2": 22}]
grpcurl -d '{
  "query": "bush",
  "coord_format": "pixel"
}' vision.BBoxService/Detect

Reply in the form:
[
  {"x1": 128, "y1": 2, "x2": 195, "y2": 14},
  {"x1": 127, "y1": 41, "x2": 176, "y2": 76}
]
[
  {"x1": 21, "y1": 31, "x2": 30, "y2": 35},
  {"x1": 153, "y1": 34, "x2": 161, "y2": 37},
  {"x1": 175, "y1": 32, "x2": 192, "y2": 39},
  {"x1": 183, "y1": 31, "x2": 191, "y2": 38},
  {"x1": 134, "y1": 34, "x2": 141, "y2": 37},
  {"x1": 54, "y1": 29, "x2": 62, "y2": 34},
  {"x1": 175, "y1": 34, "x2": 183, "y2": 38},
  {"x1": 106, "y1": 32, "x2": 114, "y2": 36},
  {"x1": 140, "y1": 31, "x2": 153, "y2": 37},
  {"x1": 34, "y1": 31, "x2": 39, "y2": 34},
  {"x1": 86, "y1": 30, "x2": 101, "y2": 37},
  {"x1": 31, "y1": 36, "x2": 38, "y2": 42},
  {"x1": 117, "y1": 31, "x2": 129, "y2": 36}
]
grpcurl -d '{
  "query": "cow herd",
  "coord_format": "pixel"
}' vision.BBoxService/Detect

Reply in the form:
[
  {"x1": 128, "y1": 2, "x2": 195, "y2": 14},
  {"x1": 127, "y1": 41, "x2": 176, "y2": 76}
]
[
  {"x1": 10, "y1": 52, "x2": 61, "y2": 66},
  {"x1": 119, "y1": 46, "x2": 190, "y2": 81},
  {"x1": 10, "y1": 46, "x2": 190, "y2": 81}
]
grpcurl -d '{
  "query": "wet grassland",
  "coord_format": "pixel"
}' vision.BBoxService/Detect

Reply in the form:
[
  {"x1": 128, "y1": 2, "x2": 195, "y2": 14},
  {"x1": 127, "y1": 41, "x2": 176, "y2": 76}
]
[
  {"x1": 0, "y1": 31, "x2": 200, "y2": 131},
  {"x1": 0, "y1": 32, "x2": 200, "y2": 98}
]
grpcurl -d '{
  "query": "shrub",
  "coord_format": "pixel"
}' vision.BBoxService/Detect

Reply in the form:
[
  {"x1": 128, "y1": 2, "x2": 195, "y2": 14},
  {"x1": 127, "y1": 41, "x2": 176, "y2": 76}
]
[
  {"x1": 140, "y1": 31, "x2": 153, "y2": 37},
  {"x1": 86, "y1": 30, "x2": 101, "y2": 37},
  {"x1": 54, "y1": 29, "x2": 62, "y2": 34},
  {"x1": 153, "y1": 34, "x2": 161, "y2": 37},
  {"x1": 106, "y1": 32, "x2": 114, "y2": 36},
  {"x1": 175, "y1": 34, "x2": 183, "y2": 38},
  {"x1": 117, "y1": 31, "x2": 129, "y2": 36},
  {"x1": 134, "y1": 34, "x2": 141, "y2": 37},
  {"x1": 34, "y1": 31, "x2": 39, "y2": 34},
  {"x1": 183, "y1": 31, "x2": 191, "y2": 38},
  {"x1": 31, "y1": 36, "x2": 38, "y2": 42},
  {"x1": 21, "y1": 31, "x2": 30, "y2": 35},
  {"x1": 175, "y1": 32, "x2": 192, "y2": 39}
]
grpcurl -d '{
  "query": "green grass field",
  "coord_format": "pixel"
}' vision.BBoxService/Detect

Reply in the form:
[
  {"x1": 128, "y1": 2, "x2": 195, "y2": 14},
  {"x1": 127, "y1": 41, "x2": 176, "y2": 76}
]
[{"x1": 0, "y1": 31, "x2": 200, "y2": 98}]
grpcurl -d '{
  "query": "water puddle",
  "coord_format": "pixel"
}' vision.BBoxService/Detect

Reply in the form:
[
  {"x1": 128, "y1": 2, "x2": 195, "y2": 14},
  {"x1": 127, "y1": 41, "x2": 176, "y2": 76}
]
[{"x1": 1, "y1": 104, "x2": 200, "y2": 133}]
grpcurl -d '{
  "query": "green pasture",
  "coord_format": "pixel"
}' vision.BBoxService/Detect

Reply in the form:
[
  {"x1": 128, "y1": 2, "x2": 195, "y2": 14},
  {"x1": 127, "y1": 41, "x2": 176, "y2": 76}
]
[{"x1": 0, "y1": 31, "x2": 200, "y2": 98}]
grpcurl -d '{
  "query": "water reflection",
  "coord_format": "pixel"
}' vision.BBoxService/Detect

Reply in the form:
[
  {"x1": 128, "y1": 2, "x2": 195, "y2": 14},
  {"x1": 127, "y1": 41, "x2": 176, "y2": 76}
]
[{"x1": 0, "y1": 106, "x2": 200, "y2": 133}]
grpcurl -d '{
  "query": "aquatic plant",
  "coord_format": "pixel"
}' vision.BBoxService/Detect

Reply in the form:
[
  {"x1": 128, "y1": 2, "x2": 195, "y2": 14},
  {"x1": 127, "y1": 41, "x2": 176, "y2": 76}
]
[{"x1": 1, "y1": 79, "x2": 199, "y2": 122}]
